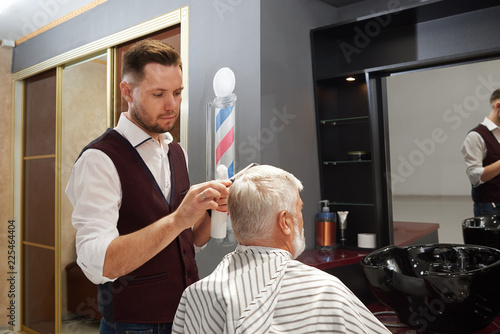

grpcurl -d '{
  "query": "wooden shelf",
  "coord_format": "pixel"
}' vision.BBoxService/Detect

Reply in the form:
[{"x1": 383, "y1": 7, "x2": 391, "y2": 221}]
[
  {"x1": 328, "y1": 202, "x2": 374, "y2": 207},
  {"x1": 320, "y1": 116, "x2": 369, "y2": 125},
  {"x1": 323, "y1": 160, "x2": 371, "y2": 165}
]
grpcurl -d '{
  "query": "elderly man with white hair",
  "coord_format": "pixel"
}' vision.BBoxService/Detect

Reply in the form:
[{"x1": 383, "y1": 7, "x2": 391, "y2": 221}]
[{"x1": 172, "y1": 165, "x2": 390, "y2": 334}]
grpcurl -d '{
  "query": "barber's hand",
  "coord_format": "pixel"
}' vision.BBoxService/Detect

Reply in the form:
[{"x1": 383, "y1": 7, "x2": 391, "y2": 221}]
[{"x1": 173, "y1": 180, "x2": 232, "y2": 228}]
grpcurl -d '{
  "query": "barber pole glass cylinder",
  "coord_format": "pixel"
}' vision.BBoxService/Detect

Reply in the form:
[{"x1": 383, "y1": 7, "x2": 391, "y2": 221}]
[{"x1": 206, "y1": 67, "x2": 237, "y2": 246}]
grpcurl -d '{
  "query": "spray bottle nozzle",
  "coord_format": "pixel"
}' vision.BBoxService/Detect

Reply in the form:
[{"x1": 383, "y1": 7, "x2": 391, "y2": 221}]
[{"x1": 319, "y1": 200, "x2": 330, "y2": 212}]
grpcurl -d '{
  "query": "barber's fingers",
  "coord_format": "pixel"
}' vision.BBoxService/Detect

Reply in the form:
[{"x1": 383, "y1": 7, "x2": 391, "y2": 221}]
[
  {"x1": 210, "y1": 180, "x2": 232, "y2": 192},
  {"x1": 197, "y1": 180, "x2": 230, "y2": 199},
  {"x1": 198, "y1": 187, "x2": 222, "y2": 202},
  {"x1": 200, "y1": 191, "x2": 228, "y2": 212},
  {"x1": 193, "y1": 181, "x2": 229, "y2": 212}
]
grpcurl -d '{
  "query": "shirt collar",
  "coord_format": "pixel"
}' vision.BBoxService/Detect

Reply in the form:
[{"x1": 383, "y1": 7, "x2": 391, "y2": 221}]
[
  {"x1": 115, "y1": 113, "x2": 173, "y2": 148},
  {"x1": 482, "y1": 117, "x2": 500, "y2": 132},
  {"x1": 235, "y1": 244, "x2": 292, "y2": 258}
]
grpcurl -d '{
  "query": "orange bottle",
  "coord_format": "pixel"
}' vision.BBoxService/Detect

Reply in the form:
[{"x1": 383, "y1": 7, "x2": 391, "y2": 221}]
[{"x1": 316, "y1": 200, "x2": 337, "y2": 250}]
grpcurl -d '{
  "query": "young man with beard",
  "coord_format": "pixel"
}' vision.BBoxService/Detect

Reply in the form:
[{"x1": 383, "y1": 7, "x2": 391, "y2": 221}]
[
  {"x1": 172, "y1": 165, "x2": 391, "y2": 334},
  {"x1": 66, "y1": 39, "x2": 230, "y2": 334}
]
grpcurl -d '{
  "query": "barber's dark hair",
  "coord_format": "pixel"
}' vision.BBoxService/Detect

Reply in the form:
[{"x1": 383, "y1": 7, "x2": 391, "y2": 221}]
[
  {"x1": 121, "y1": 39, "x2": 182, "y2": 83},
  {"x1": 491, "y1": 89, "x2": 500, "y2": 106}
]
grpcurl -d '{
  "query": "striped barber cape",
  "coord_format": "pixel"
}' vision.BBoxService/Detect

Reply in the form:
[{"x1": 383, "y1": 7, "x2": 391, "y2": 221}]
[{"x1": 172, "y1": 245, "x2": 390, "y2": 334}]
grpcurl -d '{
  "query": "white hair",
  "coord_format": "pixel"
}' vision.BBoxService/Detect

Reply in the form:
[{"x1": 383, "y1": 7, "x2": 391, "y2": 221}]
[{"x1": 228, "y1": 165, "x2": 303, "y2": 244}]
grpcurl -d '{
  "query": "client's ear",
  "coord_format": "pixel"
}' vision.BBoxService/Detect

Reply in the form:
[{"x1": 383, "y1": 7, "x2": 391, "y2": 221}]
[{"x1": 277, "y1": 210, "x2": 293, "y2": 236}]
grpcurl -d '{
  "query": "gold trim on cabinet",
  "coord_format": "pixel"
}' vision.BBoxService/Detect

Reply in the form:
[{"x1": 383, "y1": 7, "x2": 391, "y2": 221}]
[
  {"x1": 20, "y1": 80, "x2": 27, "y2": 333},
  {"x1": 180, "y1": 6, "x2": 189, "y2": 152},
  {"x1": 22, "y1": 241, "x2": 56, "y2": 251},
  {"x1": 23, "y1": 154, "x2": 56, "y2": 160},
  {"x1": 20, "y1": 325, "x2": 39, "y2": 334},
  {"x1": 108, "y1": 47, "x2": 116, "y2": 127},
  {"x1": 12, "y1": 80, "x2": 24, "y2": 333},
  {"x1": 55, "y1": 66, "x2": 63, "y2": 334}
]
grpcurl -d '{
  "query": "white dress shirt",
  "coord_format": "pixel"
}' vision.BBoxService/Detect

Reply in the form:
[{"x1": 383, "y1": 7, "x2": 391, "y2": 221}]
[
  {"x1": 462, "y1": 117, "x2": 500, "y2": 187},
  {"x1": 172, "y1": 245, "x2": 391, "y2": 334},
  {"x1": 65, "y1": 114, "x2": 188, "y2": 284}
]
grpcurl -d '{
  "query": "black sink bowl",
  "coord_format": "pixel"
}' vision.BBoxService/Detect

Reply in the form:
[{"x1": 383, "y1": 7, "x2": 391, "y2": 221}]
[
  {"x1": 361, "y1": 244, "x2": 500, "y2": 333},
  {"x1": 463, "y1": 215, "x2": 500, "y2": 249}
]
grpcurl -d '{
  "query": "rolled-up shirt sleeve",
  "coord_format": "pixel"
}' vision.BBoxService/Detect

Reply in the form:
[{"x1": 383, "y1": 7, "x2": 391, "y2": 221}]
[
  {"x1": 65, "y1": 149, "x2": 121, "y2": 284},
  {"x1": 461, "y1": 131, "x2": 486, "y2": 187}
]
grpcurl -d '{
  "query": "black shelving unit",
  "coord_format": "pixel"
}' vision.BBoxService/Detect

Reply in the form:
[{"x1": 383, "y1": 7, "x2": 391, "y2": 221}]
[
  {"x1": 312, "y1": 71, "x2": 389, "y2": 248},
  {"x1": 311, "y1": 0, "x2": 500, "y2": 249}
]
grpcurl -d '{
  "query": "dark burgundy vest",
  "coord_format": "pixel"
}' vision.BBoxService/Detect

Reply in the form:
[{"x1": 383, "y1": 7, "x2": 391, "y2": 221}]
[
  {"x1": 81, "y1": 129, "x2": 199, "y2": 323},
  {"x1": 471, "y1": 124, "x2": 500, "y2": 203}
]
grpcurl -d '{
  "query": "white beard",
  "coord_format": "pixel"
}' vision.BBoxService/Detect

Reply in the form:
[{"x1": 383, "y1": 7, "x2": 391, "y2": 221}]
[{"x1": 292, "y1": 220, "x2": 306, "y2": 259}]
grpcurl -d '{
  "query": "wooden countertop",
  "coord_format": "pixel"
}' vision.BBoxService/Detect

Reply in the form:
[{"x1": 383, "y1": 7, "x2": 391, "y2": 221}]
[
  {"x1": 296, "y1": 247, "x2": 369, "y2": 270},
  {"x1": 297, "y1": 221, "x2": 439, "y2": 270}
]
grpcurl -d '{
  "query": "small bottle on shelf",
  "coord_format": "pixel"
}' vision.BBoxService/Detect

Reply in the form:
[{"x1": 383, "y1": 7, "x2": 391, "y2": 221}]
[{"x1": 316, "y1": 200, "x2": 337, "y2": 250}]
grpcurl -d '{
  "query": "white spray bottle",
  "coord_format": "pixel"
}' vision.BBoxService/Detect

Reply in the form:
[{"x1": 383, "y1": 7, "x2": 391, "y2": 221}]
[
  {"x1": 211, "y1": 165, "x2": 235, "y2": 246},
  {"x1": 211, "y1": 165, "x2": 229, "y2": 239}
]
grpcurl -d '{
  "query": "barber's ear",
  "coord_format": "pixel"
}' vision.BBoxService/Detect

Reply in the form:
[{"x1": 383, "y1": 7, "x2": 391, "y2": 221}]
[
  {"x1": 277, "y1": 211, "x2": 293, "y2": 236},
  {"x1": 120, "y1": 81, "x2": 134, "y2": 102}
]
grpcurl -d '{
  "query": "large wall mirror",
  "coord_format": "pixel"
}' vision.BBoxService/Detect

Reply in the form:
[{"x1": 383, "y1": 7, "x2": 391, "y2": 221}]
[{"x1": 387, "y1": 58, "x2": 500, "y2": 244}]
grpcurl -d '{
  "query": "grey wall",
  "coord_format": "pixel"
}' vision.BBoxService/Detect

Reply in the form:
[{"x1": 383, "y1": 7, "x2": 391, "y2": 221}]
[
  {"x1": 187, "y1": 1, "x2": 262, "y2": 276},
  {"x1": 198, "y1": 0, "x2": 339, "y2": 276},
  {"x1": 259, "y1": 0, "x2": 337, "y2": 252}
]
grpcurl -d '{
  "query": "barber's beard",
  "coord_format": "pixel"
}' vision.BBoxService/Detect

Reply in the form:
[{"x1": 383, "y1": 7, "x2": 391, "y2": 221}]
[
  {"x1": 130, "y1": 101, "x2": 176, "y2": 134},
  {"x1": 292, "y1": 218, "x2": 306, "y2": 259}
]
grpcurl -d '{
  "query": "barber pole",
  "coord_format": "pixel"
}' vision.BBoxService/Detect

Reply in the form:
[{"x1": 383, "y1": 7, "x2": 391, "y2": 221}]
[
  {"x1": 208, "y1": 67, "x2": 237, "y2": 244},
  {"x1": 215, "y1": 104, "x2": 235, "y2": 178}
]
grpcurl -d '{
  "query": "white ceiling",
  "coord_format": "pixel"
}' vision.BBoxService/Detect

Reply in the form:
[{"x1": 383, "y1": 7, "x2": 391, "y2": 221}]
[{"x1": 0, "y1": 0, "x2": 96, "y2": 45}]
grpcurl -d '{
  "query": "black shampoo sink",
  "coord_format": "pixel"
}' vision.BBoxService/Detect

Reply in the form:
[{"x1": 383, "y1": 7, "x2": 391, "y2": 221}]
[
  {"x1": 361, "y1": 244, "x2": 500, "y2": 333},
  {"x1": 463, "y1": 215, "x2": 500, "y2": 249}
]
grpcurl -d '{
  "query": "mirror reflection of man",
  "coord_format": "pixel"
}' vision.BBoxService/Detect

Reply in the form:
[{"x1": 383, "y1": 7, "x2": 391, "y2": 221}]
[{"x1": 462, "y1": 88, "x2": 500, "y2": 216}]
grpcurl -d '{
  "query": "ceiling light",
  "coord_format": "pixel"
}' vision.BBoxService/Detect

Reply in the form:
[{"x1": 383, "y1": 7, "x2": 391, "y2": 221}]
[{"x1": 346, "y1": 77, "x2": 356, "y2": 82}]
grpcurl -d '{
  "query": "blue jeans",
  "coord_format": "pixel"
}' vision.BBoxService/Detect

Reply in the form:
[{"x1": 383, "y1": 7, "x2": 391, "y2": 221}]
[
  {"x1": 100, "y1": 318, "x2": 172, "y2": 334},
  {"x1": 473, "y1": 202, "x2": 500, "y2": 217}
]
